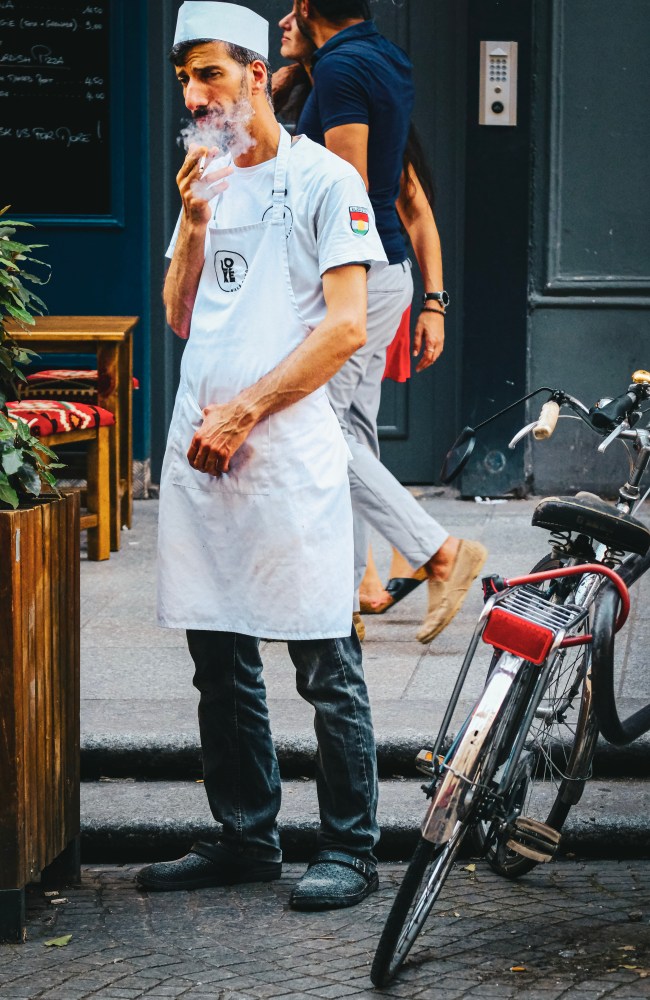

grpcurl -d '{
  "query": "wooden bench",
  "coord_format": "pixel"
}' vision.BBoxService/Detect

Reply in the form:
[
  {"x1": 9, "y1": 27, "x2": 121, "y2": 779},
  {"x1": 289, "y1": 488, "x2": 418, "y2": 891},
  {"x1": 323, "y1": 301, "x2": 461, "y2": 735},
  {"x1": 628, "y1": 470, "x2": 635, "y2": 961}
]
[
  {"x1": 8, "y1": 316, "x2": 139, "y2": 552},
  {"x1": 6, "y1": 400, "x2": 113, "y2": 561}
]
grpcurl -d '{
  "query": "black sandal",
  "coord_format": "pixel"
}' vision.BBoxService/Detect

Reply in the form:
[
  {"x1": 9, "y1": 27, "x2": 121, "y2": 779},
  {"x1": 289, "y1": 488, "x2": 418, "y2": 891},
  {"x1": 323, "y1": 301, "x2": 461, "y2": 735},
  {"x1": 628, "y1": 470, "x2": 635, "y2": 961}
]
[{"x1": 361, "y1": 569, "x2": 427, "y2": 615}]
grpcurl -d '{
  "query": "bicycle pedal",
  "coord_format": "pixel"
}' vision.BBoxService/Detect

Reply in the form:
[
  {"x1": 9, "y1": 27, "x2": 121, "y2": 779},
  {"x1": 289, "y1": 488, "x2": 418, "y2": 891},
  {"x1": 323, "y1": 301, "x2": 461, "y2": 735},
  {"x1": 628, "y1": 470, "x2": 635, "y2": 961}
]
[
  {"x1": 506, "y1": 816, "x2": 561, "y2": 863},
  {"x1": 415, "y1": 748, "x2": 442, "y2": 777}
]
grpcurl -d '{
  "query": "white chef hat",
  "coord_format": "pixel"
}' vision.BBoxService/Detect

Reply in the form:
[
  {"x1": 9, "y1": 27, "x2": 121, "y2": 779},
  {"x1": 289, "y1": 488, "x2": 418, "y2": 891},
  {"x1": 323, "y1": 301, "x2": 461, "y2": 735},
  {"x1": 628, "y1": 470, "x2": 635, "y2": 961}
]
[{"x1": 174, "y1": 1, "x2": 269, "y2": 59}]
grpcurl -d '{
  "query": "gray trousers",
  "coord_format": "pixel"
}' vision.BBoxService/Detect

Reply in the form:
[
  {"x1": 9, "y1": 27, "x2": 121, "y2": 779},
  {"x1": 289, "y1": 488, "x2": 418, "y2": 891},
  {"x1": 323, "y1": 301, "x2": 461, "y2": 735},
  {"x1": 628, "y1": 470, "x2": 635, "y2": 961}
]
[{"x1": 327, "y1": 260, "x2": 449, "y2": 595}]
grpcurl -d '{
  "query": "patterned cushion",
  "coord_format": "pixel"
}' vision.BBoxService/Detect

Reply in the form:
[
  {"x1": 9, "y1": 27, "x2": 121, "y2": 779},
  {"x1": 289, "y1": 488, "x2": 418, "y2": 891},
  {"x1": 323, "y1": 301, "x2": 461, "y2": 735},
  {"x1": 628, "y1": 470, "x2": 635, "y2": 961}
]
[
  {"x1": 6, "y1": 399, "x2": 115, "y2": 437},
  {"x1": 26, "y1": 369, "x2": 140, "y2": 389}
]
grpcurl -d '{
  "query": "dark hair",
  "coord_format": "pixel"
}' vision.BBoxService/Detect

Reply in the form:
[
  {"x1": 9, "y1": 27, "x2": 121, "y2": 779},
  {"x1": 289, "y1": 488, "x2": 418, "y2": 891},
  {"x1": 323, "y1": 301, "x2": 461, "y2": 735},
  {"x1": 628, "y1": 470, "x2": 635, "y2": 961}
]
[
  {"x1": 169, "y1": 39, "x2": 272, "y2": 101},
  {"x1": 403, "y1": 123, "x2": 436, "y2": 209},
  {"x1": 272, "y1": 63, "x2": 313, "y2": 128},
  {"x1": 310, "y1": 0, "x2": 371, "y2": 22}
]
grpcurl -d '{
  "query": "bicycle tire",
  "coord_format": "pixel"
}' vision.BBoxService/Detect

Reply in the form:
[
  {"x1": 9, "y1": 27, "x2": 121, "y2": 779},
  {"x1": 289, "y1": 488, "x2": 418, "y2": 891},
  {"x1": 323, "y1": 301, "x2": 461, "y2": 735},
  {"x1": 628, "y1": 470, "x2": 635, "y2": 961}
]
[
  {"x1": 370, "y1": 827, "x2": 465, "y2": 987},
  {"x1": 371, "y1": 643, "x2": 524, "y2": 986},
  {"x1": 477, "y1": 554, "x2": 598, "y2": 879}
]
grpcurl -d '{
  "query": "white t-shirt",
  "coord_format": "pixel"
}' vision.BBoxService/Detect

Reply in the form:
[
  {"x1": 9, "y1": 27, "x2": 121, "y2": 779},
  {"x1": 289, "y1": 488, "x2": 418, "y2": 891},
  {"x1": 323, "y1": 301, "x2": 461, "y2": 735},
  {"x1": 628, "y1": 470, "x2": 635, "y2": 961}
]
[{"x1": 166, "y1": 134, "x2": 387, "y2": 329}]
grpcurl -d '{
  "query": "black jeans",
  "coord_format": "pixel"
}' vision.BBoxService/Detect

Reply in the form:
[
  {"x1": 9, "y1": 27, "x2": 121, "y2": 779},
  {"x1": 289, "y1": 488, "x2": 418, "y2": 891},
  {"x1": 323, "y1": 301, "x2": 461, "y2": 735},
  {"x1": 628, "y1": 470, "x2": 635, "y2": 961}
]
[{"x1": 186, "y1": 628, "x2": 379, "y2": 864}]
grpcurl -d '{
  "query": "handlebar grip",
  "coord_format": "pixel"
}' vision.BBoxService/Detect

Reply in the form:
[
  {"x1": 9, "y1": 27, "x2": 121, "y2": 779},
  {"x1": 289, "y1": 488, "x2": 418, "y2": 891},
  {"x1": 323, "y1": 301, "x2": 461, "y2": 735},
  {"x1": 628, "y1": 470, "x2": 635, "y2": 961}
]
[
  {"x1": 533, "y1": 401, "x2": 560, "y2": 440},
  {"x1": 590, "y1": 390, "x2": 637, "y2": 429}
]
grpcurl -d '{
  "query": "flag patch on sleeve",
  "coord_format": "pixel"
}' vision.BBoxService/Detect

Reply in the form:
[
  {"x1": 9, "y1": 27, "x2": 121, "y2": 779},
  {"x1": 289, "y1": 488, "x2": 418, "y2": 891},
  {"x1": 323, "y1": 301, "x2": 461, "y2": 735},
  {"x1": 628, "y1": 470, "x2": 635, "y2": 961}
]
[{"x1": 349, "y1": 206, "x2": 370, "y2": 236}]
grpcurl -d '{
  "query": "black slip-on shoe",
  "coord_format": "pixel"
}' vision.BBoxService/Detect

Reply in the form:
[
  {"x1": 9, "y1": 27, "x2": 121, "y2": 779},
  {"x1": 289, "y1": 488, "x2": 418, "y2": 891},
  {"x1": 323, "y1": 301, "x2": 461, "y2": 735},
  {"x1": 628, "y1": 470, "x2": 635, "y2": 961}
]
[
  {"x1": 289, "y1": 850, "x2": 378, "y2": 911},
  {"x1": 136, "y1": 844, "x2": 282, "y2": 892}
]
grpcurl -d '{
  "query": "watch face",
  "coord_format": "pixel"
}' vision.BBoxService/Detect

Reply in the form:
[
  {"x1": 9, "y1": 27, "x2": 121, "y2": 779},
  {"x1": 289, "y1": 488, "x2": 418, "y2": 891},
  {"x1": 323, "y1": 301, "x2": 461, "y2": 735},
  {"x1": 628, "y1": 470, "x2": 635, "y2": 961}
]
[{"x1": 424, "y1": 291, "x2": 450, "y2": 307}]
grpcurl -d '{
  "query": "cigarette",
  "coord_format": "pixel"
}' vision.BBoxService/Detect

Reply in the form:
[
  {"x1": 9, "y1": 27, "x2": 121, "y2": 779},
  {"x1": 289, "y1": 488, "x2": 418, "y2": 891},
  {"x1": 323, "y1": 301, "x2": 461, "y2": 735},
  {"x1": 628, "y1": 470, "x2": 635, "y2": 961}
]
[{"x1": 198, "y1": 153, "x2": 206, "y2": 175}]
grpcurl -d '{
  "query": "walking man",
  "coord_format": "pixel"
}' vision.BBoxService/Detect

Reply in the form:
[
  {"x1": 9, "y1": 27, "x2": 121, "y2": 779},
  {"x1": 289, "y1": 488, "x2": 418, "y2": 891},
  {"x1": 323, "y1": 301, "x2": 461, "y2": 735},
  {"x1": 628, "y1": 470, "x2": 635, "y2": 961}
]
[
  {"x1": 137, "y1": 0, "x2": 386, "y2": 911},
  {"x1": 292, "y1": 0, "x2": 488, "y2": 642}
]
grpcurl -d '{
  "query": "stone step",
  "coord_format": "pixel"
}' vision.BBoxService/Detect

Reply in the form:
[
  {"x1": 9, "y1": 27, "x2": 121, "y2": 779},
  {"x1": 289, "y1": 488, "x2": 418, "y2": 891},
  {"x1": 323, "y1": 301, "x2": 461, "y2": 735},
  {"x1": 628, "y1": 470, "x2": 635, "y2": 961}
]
[
  {"x1": 80, "y1": 700, "x2": 650, "y2": 780},
  {"x1": 80, "y1": 735, "x2": 650, "y2": 780},
  {"x1": 80, "y1": 777, "x2": 650, "y2": 863}
]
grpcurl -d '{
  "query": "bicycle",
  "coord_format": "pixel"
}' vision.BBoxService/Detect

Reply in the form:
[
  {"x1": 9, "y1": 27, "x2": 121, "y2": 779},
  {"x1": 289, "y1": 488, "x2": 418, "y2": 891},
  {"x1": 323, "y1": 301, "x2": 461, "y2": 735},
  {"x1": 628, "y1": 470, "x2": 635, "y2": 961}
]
[{"x1": 370, "y1": 370, "x2": 650, "y2": 987}]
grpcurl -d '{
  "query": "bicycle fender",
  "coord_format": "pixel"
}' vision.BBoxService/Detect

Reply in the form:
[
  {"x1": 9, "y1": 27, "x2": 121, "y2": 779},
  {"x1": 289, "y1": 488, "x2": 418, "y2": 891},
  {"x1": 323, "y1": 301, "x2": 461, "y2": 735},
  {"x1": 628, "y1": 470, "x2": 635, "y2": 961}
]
[
  {"x1": 592, "y1": 583, "x2": 650, "y2": 745},
  {"x1": 421, "y1": 653, "x2": 521, "y2": 845}
]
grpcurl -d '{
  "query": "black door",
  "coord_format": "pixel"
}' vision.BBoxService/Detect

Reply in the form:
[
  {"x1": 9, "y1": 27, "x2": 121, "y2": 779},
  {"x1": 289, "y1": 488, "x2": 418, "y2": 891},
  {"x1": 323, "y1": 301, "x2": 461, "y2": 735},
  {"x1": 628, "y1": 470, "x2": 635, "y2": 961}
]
[{"x1": 372, "y1": 1, "x2": 468, "y2": 484}]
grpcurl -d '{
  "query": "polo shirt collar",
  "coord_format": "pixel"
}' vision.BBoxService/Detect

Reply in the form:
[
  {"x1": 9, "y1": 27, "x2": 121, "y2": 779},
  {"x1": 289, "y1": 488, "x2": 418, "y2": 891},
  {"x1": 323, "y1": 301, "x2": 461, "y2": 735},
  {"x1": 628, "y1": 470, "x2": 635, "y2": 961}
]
[{"x1": 311, "y1": 20, "x2": 379, "y2": 66}]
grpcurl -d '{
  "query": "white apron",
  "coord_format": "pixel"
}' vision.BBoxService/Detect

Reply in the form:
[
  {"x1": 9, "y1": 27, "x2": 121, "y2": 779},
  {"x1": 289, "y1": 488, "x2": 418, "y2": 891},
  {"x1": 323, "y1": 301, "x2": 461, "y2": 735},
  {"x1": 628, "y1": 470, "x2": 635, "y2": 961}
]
[{"x1": 157, "y1": 127, "x2": 354, "y2": 639}]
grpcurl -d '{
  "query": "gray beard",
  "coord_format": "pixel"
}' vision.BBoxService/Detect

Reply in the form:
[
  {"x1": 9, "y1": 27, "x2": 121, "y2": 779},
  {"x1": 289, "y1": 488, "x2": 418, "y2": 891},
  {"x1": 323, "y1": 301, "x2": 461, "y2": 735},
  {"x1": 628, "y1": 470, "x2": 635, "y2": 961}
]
[{"x1": 182, "y1": 87, "x2": 256, "y2": 158}]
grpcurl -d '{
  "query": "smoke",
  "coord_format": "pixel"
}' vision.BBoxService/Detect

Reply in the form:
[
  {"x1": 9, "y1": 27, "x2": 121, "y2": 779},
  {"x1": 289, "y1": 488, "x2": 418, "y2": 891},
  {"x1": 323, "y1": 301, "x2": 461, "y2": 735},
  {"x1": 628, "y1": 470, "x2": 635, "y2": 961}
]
[{"x1": 179, "y1": 96, "x2": 257, "y2": 161}]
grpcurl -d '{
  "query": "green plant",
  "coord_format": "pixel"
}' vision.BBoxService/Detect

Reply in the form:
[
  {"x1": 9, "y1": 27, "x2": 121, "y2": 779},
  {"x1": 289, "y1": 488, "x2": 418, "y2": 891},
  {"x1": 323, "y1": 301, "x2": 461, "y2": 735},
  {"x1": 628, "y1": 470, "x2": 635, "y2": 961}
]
[{"x1": 0, "y1": 204, "x2": 63, "y2": 509}]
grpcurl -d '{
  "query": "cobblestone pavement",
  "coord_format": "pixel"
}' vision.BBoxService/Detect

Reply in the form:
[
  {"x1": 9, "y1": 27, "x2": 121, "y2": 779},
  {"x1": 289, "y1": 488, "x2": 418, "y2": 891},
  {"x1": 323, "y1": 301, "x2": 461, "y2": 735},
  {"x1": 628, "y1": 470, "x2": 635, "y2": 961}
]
[{"x1": 2, "y1": 860, "x2": 650, "y2": 999}]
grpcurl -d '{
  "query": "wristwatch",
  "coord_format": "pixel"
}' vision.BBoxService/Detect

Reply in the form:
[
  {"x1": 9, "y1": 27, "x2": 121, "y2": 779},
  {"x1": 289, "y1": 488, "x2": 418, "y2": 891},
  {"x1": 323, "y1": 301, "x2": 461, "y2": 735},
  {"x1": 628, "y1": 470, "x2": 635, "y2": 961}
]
[{"x1": 422, "y1": 291, "x2": 450, "y2": 309}]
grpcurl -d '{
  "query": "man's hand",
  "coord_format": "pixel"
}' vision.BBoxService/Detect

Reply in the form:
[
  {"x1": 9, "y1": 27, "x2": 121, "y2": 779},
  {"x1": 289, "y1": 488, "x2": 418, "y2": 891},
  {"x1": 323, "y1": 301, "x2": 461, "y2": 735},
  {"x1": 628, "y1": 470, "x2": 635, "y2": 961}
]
[
  {"x1": 187, "y1": 400, "x2": 255, "y2": 476},
  {"x1": 412, "y1": 310, "x2": 445, "y2": 373},
  {"x1": 177, "y1": 145, "x2": 233, "y2": 227}
]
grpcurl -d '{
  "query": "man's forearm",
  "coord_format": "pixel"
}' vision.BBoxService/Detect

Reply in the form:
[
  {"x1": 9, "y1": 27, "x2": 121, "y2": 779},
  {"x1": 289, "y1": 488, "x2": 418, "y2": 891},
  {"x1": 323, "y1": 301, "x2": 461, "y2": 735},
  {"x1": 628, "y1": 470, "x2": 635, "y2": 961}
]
[
  {"x1": 396, "y1": 176, "x2": 443, "y2": 292},
  {"x1": 408, "y1": 210, "x2": 443, "y2": 292},
  {"x1": 235, "y1": 306, "x2": 364, "y2": 429},
  {"x1": 188, "y1": 265, "x2": 368, "y2": 475},
  {"x1": 163, "y1": 222, "x2": 207, "y2": 339}
]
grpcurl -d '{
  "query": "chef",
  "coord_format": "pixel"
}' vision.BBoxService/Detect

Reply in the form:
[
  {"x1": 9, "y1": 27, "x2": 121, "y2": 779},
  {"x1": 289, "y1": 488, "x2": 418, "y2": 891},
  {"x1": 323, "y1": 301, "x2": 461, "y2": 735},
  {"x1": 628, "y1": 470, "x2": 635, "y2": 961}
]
[{"x1": 136, "y1": 1, "x2": 387, "y2": 912}]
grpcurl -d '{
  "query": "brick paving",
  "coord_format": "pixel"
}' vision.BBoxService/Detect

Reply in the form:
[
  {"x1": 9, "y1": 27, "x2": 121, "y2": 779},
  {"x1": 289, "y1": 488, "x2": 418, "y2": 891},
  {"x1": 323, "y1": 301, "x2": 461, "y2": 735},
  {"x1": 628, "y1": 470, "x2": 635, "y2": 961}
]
[{"x1": 1, "y1": 860, "x2": 650, "y2": 998}]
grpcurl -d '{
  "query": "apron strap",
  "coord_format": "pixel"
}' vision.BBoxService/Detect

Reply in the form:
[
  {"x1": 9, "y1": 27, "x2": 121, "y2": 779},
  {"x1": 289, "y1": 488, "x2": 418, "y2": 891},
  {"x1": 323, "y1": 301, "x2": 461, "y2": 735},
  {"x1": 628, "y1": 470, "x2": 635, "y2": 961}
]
[{"x1": 271, "y1": 126, "x2": 291, "y2": 225}]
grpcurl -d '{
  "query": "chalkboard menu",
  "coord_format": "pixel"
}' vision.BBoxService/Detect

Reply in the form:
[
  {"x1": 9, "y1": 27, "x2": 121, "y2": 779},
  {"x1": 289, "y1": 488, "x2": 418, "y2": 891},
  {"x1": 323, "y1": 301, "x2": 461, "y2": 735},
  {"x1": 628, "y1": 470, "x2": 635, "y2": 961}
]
[{"x1": 0, "y1": 1, "x2": 112, "y2": 218}]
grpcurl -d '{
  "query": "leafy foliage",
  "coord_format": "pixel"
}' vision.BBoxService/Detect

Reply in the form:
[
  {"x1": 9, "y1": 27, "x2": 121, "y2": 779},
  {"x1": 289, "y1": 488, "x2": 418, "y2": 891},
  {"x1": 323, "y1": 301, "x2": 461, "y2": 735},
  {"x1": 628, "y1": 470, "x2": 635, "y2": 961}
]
[{"x1": 0, "y1": 205, "x2": 63, "y2": 509}]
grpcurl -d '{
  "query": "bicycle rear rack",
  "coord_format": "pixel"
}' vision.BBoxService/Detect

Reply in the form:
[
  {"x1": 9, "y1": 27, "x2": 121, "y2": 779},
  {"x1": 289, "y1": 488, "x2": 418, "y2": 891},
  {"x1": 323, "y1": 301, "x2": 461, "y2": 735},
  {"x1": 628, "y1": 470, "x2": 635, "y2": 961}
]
[{"x1": 482, "y1": 585, "x2": 589, "y2": 665}]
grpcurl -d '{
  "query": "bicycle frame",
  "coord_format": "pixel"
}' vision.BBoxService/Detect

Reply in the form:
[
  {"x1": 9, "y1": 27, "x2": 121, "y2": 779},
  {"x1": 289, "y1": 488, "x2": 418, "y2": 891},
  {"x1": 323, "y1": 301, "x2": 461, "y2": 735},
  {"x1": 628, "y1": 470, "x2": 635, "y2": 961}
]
[
  {"x1": 443, "y1": 375, "x2": 650, "y2": 749},
  {"x1": 420, "y1": 564, "x2": 630, "y2": 847},
  {"x1": 371, "y1": 372, "x2": 650, "y2": 988}
]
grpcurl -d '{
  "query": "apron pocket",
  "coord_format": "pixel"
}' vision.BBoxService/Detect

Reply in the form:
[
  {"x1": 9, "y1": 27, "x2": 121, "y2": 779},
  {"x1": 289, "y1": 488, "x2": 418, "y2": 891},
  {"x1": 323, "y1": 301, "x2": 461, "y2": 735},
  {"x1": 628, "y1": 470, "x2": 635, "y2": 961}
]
[{"x1": 170, "y1": 391, "x2": 271, "y2": 496}]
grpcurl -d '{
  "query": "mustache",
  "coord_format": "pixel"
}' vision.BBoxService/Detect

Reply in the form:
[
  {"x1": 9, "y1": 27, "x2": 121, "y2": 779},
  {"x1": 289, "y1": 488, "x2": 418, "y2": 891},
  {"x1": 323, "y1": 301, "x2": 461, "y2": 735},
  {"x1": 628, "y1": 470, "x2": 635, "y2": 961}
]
[
  {"x1": 192, "y1": 106, "x2": 220, "y2": 121},
  {"x1": 180, "y1": 100, "x2": 256, "y2": 158}
]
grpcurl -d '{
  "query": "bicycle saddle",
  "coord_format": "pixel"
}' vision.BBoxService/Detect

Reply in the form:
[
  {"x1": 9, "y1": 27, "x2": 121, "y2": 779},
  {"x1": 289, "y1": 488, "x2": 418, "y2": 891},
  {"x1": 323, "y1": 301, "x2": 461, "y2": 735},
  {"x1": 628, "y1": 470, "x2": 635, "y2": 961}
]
[{"x1": 532, "y1": 493, "x2": 650, "y2": 556}]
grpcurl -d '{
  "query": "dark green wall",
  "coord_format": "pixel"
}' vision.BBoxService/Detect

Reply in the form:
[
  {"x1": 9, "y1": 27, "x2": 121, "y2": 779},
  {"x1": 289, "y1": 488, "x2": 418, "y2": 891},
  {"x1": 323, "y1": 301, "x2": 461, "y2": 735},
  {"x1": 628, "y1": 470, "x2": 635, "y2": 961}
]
[{"x1": 527, "y1": 0, "x2": 650, "y2": 495}]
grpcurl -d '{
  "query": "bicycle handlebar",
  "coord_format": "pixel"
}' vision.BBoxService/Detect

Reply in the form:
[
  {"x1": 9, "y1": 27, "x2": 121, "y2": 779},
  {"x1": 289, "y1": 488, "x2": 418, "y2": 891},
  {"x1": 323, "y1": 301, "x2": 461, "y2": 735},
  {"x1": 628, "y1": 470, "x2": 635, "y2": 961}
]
[
  {"x1": 440, "y1": 372, "x2": 650, "y2": 483},
  {"x1": 589, "y1": 389, "x2": 639, "y2": 430},
  {"x1": 532, "y1": 400, "x2": 560, "y2": 440}
]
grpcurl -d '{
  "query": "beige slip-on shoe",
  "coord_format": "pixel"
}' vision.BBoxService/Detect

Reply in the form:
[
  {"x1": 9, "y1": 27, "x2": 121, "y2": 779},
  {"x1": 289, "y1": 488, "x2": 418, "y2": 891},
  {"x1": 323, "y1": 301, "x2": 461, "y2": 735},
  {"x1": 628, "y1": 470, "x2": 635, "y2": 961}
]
[
  {"x1": 416, "y1": 539, "x2": 488, "y2": 644},
  {"x1": 352, "y1": 611, "x2": 366, "y2": 643}
]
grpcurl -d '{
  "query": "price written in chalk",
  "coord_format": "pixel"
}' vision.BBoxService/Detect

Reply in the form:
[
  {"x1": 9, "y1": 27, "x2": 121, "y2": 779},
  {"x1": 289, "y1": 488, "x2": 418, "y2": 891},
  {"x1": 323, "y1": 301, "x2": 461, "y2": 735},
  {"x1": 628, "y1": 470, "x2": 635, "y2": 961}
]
[
  {"x1": 0, "y1": 125, "x2": 97, "y2": 147},
  {"x1": 0, "y1": 0, "x2": 111, "y2": 215}
]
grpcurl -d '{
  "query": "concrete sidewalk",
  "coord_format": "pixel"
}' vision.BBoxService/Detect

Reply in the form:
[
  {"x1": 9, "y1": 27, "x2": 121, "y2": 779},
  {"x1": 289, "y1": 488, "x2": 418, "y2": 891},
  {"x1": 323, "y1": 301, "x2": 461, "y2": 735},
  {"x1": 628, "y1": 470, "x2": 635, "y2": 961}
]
[{"x1": 78, "y1": 490, "x2": 650, "y2": 861}]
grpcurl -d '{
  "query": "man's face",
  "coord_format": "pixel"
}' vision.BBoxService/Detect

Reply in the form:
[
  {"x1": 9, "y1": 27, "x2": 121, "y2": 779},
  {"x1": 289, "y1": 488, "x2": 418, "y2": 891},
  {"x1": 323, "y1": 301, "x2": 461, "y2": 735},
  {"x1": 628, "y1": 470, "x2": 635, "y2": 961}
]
[
  {"x1": 291, "y1": 0, "x2": 315, "y2": 44},
  {"x1": 175, "y1": 41, "x2": 256, "y2": 153},
  {"x1": 175, "y1": 41, "x2": 251, "y2": 120}
]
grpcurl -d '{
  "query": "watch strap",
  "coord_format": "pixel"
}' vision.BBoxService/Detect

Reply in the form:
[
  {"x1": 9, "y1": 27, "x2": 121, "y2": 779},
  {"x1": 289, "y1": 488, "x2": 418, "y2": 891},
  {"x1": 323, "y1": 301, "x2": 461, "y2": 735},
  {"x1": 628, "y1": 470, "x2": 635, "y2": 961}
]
[{"x1": 423, "y1": 290, "x2": 450, "y2": 308}]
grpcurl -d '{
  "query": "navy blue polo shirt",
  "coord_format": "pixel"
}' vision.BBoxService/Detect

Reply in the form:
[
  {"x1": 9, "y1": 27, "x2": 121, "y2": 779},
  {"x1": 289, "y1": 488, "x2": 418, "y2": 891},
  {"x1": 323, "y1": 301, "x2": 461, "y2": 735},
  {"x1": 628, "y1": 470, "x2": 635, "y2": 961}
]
[{"x1": 297, "y1": 20, "x2": 414, "y2": 266}]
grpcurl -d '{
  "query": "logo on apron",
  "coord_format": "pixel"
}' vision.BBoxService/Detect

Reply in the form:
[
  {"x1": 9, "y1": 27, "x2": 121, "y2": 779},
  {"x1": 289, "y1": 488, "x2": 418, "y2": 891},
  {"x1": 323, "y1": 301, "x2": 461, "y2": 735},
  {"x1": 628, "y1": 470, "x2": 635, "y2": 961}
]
[
  {"x1": 262, "y1": 203, "x2": 294, "y2": 238},
  {"x1": 214, "y1": 250, "x2": 249, "y2": 292},
  {"x1": 349, "y1": 206, "x2": 370, "y2": 236}
]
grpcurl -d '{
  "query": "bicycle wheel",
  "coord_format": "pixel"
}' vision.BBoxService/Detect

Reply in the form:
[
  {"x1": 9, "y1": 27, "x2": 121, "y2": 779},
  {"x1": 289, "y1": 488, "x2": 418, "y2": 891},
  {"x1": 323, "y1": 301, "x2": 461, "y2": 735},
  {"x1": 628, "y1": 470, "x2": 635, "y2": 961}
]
[
  {"x1": 371, "y1": 644, "x2": 524, "y2": 986},
  {"x1": 478, "y1": 555, "x2": 598, "y2": 879},
  {"x1": 370, "y1": 826, "x2": 465, "y2": 987}
]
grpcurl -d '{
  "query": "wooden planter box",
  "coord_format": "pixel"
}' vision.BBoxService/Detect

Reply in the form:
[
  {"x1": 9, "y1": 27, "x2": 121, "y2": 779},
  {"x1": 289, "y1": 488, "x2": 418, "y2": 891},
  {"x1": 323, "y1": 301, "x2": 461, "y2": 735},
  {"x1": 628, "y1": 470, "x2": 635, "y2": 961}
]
[{"x1": 0, "y1": 491, "x2": 81, "y2": 942}]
